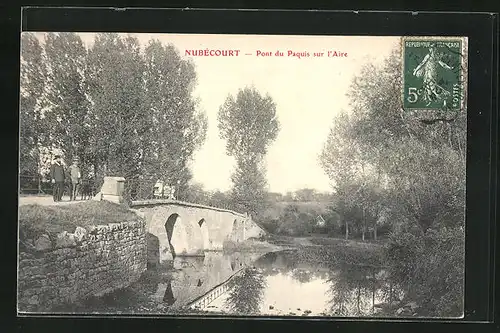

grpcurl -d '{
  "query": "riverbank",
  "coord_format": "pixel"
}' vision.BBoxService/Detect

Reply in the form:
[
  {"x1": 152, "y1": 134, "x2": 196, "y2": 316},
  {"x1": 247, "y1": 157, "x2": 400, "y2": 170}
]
[
  {"x1": 222, "y1": 237, "x2": 293, "y2": 253},
  {"x1": 265, "y1": 234, "x2": 385, "y2": 267}
]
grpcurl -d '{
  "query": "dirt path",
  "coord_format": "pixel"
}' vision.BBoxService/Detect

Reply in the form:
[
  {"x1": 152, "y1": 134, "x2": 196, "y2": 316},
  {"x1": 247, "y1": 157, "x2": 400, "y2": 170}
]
[{"x1": 19, "y1": 195, "x2": 89, "y2": 206}]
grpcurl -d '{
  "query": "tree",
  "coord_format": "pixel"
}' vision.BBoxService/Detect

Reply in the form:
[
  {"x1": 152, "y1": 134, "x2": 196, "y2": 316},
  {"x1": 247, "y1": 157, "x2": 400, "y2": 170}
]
[
  {"x1": 218, "y1": 87, "x2": 280, "y2": 218},
  {"x1": 83, "y1": 34, "x2": 208, "y2": 194},
  {"x1": 209, "y1": 190, "x2": 231, "y2": 209},
  {"x1": 320, "y1": 112, "x2": 367, "y2": 240},
  {"x1": 218, "y1": 86, "x2": 280, "y2": 162},
  {"x1": 229, "y1": 158, "x2": 270, "y2": 217},
  {"x1": 85, "y1": 33, "x2": 146, "y2": 181},
  {"x1": 346, "y1": 47, "x2": 466, "y2": 234},
  {"x1": 19, "y1": 33, "x2": 48, "y2": 183},
  {"x1": 319, "y1": 42, "x2": 466, "y2": 317},
  {"x1": 320, "y1": 45, "x2": 465, "y2": 237},
  {"x1": 143, "y1": 40, "x2": 207, "y2": 188},
  {"x1": 42, "y1": 32, "x2": 90, "y2": 171},
  {"x1": 182, "y1": 182, "x2": 210, "y2": 205}
]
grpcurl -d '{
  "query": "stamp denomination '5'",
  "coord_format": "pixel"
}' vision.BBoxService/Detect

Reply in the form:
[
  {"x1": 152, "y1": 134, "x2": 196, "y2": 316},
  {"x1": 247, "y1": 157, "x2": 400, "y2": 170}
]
[{"x1": 402, "y1": 37, "x2": 466, "y2": 111}]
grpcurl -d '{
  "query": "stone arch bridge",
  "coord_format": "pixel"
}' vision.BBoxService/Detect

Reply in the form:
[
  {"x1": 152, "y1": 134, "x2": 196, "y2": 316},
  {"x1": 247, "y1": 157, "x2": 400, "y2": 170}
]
[{"x1": 130, "y1": 199, "x2": 267, "y2": 263}]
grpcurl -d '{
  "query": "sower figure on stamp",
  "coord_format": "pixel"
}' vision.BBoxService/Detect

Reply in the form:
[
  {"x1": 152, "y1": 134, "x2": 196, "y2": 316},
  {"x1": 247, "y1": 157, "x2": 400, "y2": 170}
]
[
  {"x1": 50, "y1": 155, "x2": 65, "y2": 202},
  {"x1": 68, "y1": 157, "x2": 81, "y2": 201},
  {"x1": 412, "y1": 44, "x2": 454, "y2": 107}
]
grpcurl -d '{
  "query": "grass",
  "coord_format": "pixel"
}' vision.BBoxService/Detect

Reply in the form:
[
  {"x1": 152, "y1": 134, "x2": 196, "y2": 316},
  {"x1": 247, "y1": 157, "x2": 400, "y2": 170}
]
[
  {"x1": 308, "y1": 236, "x2": 386, "y2": 248},
  {"x1": 300, "y1": 242, "x2": 384, "y2": 267},
  {"x1": 266, "y1": 234, "x2": 385, "y2": 267},
  {"x1": 18, "y1": 201, "x2": 140, "y2": 246}
]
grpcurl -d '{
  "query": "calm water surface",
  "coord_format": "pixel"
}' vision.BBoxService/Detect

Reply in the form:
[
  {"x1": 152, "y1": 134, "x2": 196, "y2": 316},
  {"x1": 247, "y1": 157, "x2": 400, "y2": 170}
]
[{"x1": 65, "y1": 249, "x2": 402, "y2": 317}]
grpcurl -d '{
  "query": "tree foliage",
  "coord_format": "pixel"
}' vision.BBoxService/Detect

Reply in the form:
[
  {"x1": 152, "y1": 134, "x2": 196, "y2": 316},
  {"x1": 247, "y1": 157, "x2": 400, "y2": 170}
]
[
  {"x1": 218, "y1": 87, "x2": 280, "y2": 217},
  {"x1": 218, "y1": 87, "x2": 279, "y2": 162},
  {"x1": 43, "y1": 32, "x2": 90, "y2": 167},
  {"x1": 142, "y1": 40, "x2": 207, "y2": 186},
  {"x1": 320, "y1": 46, "x2": 466, "y2": 236},
  {"x1": 319, "y1": 44, "x2": 466, "y2": 317},
  {"x1": 19, "y1": 33, "x2": 207, "y2": 197},
  {"x1": 20, "y1": 33, "x2": 48, "y2": 176}
]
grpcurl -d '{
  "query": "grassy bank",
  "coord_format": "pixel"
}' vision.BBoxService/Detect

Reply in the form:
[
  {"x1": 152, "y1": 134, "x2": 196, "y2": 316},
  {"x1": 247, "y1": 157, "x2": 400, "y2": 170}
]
[
  {"x1": 223, "y1": 237, "x2": 288, "y2": 253},
  {"x1": 18, "y1": 201, "x2": 140, "y2": 245},
  {"x1": 265, "y1": 234, "x2": 385, "y2": 267}
]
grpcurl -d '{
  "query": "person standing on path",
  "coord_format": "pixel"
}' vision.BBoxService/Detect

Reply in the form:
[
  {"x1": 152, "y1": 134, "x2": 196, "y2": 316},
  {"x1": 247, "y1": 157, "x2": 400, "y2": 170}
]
[
  {"x1": 50, "y1": 155, "x2": 65, "y2": 202},
  {"x1": 68, "y1": 158, "x2": 81, "y2": 201}
]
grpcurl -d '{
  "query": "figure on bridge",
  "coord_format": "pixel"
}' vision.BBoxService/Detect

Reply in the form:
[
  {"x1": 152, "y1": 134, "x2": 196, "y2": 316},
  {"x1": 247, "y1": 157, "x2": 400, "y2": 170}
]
[
  {"x1": 50, "y1": 155, "x2": 65, "y2": 202},
  {"x1": 154, "y1": 180, "x2": 176, "y2": 200}
]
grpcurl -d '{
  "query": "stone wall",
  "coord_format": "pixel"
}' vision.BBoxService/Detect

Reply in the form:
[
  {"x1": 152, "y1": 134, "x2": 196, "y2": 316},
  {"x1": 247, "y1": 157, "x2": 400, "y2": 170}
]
[{"x1": 17, "y1": 220, "x2": 147, "y2": 312}]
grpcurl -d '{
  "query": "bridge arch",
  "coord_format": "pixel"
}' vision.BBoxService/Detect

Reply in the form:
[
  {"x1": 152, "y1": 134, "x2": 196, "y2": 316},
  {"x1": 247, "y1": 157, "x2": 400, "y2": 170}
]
[
  {"x1": 165, "y1": 213, "x2": 197, "y2": 257},
  {"x1": 232, "y1": 219, "x2": 239, "y2": 242},
  {"x1": 198, "y1": 218, "x2": 210, "y2": 250}
]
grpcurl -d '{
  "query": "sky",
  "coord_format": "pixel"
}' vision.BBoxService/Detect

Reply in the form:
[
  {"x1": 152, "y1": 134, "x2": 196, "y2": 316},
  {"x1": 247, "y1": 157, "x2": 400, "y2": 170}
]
[{"x1": 36, "y1": 32, "x2": 399, "y2": 194}]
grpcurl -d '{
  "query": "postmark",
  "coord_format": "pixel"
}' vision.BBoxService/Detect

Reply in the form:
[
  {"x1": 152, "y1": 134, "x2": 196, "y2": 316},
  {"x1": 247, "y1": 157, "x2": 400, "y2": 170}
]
[{"x1": 402, "y1": 37, "x2": 467, "y2": 111}]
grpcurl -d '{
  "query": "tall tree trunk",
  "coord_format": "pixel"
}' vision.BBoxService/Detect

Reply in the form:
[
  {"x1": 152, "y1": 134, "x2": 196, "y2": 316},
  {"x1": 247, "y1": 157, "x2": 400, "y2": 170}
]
[
  {"x1": 372, "y1": 269, "x2": 376, "y2": 313},
  {"x1": 362, "y1": 207, "x2": 366, "y2": 241},
  {"x1": 374, "y1": 162, "x2": 382, "y2": 242},
  {"x1": 345, "y1": 220, "x2": 349, "y2": 240},
  {"x1": 389, "y1": 281, "x2": 393, "y2": 304},
  {"x1": 357, "y1": 284, "x2": 361, "y2": 314},
  {"x1": 35, "y1": 139, "x2": 42, "y2": 194}
]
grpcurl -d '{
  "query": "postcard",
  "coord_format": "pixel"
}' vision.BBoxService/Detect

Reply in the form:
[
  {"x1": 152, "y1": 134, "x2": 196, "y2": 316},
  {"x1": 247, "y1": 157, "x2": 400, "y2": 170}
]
[{"x1": 18, "y1": 32, "x2": 467, "y2": 318}]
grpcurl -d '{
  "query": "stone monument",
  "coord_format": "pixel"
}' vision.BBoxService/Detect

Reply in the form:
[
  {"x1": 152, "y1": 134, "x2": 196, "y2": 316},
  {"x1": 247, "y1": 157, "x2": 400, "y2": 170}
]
[{"x1": 93, "y1": 176, "x2": 126, "y2": 205}]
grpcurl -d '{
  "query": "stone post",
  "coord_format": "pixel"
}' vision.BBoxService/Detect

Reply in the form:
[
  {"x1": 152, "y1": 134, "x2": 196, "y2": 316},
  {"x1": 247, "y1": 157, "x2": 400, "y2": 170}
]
[{"x1": 93, "y1": 176, "x2": 126, "y2": 205}]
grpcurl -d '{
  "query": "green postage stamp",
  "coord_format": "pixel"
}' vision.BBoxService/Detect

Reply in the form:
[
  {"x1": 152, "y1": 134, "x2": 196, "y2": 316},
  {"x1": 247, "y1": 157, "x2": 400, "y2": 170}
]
[{"x1": 402, "y1": 37, "x2": 467, "y2": 111}]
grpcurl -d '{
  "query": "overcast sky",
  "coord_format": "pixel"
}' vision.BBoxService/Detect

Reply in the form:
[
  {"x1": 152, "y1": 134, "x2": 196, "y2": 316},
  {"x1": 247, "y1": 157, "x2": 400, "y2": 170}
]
[{"x1": 36, "y1": 32, "x2": 399, "y2": 194}]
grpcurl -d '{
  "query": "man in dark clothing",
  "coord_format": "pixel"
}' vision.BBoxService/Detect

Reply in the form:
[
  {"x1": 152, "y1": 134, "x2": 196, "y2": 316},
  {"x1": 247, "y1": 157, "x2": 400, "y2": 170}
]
[{"x1": 50, "y1": 155, "x2": 65, "y2": 202}]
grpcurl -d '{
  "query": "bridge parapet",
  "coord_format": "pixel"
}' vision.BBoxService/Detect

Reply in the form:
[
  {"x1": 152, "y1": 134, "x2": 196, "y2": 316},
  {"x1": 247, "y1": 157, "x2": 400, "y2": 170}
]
[{"x1": 130, "y1": 199, "x2": 248, "y2": 218}]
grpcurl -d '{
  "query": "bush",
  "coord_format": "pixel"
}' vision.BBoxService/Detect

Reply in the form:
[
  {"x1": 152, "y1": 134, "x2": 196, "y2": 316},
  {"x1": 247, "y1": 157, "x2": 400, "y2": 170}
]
[
  {"x1": 384, "y1": 227, "x2": 464, "y2": 317},
  {"x1": 258, "y1": 218, "x2": 279, "y2": 234}
]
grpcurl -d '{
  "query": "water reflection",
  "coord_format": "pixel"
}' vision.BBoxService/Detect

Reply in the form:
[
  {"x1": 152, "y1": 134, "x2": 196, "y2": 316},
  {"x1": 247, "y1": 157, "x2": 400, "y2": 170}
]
[
  {"x1": 224, "y1": 268, "x2": 267, "y2": 314},
  {"x1": 327, "y1": 264, "x2": 379, "y2": 316},
  {"x1": 165, "y1": 251, "x2": 262, "y2": 310},
  {"x1": 162, "y1": 282, "x2": 176, "y2": 306},
  {"x1": 64, "y1": 249, "x2": 403, "y2": 317},
  {"x1": 204, "y1": 250, "x2": 403, "y2": 317}
]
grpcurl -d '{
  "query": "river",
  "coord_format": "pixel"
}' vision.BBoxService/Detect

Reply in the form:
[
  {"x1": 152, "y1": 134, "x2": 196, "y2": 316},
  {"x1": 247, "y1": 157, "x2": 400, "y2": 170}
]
[{"x1": 58, "y1": 246, "x2": 404, "y2": 317}]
